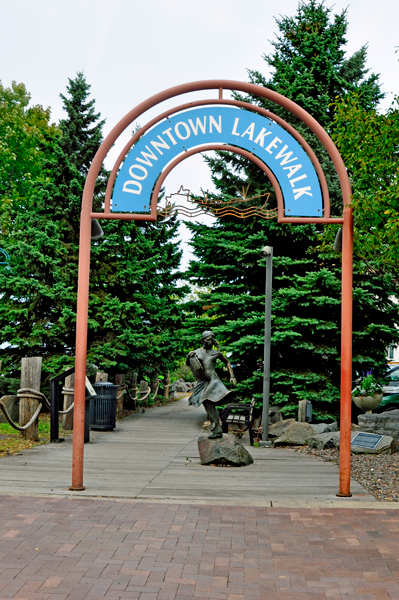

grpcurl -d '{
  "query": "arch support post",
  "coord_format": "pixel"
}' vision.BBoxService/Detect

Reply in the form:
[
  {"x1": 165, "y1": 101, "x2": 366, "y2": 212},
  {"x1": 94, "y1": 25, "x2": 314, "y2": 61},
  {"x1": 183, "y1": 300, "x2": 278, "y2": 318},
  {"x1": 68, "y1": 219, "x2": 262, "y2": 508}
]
[
  {"x1": 69, "y1": 205, "x2": 92, "y2": 491},
  {"x1": 338, "y1": 206, "x2": 353, "y2": 497}
]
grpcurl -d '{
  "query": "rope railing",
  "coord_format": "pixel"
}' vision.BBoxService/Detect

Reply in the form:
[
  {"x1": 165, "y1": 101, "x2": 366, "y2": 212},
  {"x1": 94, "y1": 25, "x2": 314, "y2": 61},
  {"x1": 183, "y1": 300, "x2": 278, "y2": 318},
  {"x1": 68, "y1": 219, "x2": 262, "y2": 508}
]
[
  {"x1": 0, "y1": 388, "x2": 49, "y2": 432},
  {"x1": 0, "y1": 376, "x2": 169, "y2": 436}
]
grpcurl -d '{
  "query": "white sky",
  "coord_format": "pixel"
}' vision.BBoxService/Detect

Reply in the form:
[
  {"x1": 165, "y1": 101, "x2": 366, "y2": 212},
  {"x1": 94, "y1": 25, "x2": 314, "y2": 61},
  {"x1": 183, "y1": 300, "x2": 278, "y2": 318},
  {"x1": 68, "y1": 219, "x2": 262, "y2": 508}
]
[{"x1": 2, "y1": 0, "x2": 398, "y2": 267}]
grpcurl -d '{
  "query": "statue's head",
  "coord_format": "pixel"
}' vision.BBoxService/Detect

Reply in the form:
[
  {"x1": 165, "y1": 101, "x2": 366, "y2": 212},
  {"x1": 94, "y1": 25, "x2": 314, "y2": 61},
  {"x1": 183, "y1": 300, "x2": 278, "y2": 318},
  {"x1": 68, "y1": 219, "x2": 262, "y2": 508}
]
[
  {"x1": 201, "y1": 330, "x2": 214, "y2": 342},
  {"x1": 201, "y1": 331, "x2": 219, "y2": 350}
]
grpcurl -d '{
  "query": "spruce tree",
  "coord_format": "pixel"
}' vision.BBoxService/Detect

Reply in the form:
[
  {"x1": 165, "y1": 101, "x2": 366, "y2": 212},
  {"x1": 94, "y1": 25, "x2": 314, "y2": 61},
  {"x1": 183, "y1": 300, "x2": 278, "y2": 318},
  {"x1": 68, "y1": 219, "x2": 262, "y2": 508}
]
[
  {"x1": 0, "y1": 74, "x2": 185, "y2": 388},
  {"x1": 184, "y1": 1, "x2": 399, "y2": 419}
]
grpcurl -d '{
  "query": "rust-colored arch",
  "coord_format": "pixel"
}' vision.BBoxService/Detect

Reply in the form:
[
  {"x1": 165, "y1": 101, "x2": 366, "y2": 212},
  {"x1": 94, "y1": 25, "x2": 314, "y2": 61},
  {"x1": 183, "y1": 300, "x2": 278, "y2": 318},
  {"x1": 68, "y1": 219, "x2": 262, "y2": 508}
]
[{"x1": 72, "y1": 80, "x2": 353, "y2": 499}]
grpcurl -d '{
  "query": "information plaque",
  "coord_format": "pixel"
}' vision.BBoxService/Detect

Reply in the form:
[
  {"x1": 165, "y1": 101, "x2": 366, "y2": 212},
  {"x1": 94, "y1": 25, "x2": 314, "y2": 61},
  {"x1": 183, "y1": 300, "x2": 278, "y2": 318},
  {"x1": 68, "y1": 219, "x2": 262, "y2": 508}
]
[{"x1": 351, "y1": 432, "x2": 383, "y2": 450}]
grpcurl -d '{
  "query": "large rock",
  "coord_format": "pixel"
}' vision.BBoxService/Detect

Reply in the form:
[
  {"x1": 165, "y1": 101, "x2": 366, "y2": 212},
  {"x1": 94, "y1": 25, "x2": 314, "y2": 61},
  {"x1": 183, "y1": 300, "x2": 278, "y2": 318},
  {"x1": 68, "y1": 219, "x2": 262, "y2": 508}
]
[
  {"x1": 269, "y1": 406, "x2": 283, "y2": 424},
  {"x1": 308, "y1": 432, "x2": 340, "y2": 450},
  {"x1": 268, "y1": 418, "x2": 296, "y2": 439},
  {"x1": 309, "y1": 430, "x2": 395, "y2": 454},
  {"x1": 274, "y1": 422, "x2": 315, "y2": 446},
  {"x1": 198, "y1": 434, "x2": 254, "y2": 466},
  {"x1": 358, "y1": 410, "x2": 399, "y2": 442},
  {"x1": 350, "y1": 433, "x2": 394, "y2": 454},
  {"x1": 311, "y1": 424, "x2": 330, "y2": 434},
  {"x1": 0, "y1": 395, "x2": 19, "y2": 424},
  {"x1": 171, "y1": 378, "x2": 190, "y2": 393},
  {"x1": 311, "y1": 422, "x2": 338, "y2": 434}
]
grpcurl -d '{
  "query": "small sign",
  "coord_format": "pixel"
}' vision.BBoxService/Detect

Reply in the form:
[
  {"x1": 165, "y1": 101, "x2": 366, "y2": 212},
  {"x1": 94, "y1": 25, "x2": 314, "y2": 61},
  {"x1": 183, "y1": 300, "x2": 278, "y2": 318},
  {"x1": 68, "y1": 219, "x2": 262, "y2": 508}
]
[
  {"x1": 351, "y1": 432, "x2": 383, "y2": 449},
  {"x1": 85, "y1": 376, "x2": 96, "y2": 397}
]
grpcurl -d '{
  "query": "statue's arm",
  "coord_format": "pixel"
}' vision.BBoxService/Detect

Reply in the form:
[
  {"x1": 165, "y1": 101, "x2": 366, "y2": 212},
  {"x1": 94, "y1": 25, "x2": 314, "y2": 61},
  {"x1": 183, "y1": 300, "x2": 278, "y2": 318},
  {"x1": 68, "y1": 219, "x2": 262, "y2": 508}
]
[
  {"x1": 186, "y1": 349, "x2": 197, "y2": 367},
  {"x1": 218, "y1": 353, "x2": 237, "y2": 386},
  {"x1": 186, "y1": 350, "x2": 195, "y2": 367}
]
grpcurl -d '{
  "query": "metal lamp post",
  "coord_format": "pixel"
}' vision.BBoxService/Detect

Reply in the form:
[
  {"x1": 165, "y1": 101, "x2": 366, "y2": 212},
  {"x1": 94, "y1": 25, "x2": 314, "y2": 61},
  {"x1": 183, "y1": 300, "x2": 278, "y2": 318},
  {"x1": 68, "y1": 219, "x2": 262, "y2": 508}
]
[{"x1": 260, "y1": 245, "x2": 273, "y2": 444}]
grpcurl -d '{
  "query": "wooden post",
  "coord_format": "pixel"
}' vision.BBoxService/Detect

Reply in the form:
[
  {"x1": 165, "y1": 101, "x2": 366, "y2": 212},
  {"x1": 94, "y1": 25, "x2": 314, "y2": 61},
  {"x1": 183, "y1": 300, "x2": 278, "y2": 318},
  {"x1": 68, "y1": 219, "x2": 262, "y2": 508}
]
[
  {"x1": 150, "y1": 375, "x2": 159, "y2": 397},
  {"x1": 19, "y1": 357, "x2": 42, "y2": 441},
  {"x1": 164, "y1": 372, "x2": 170, "y2": 401},
  {"x1": 139, "y1": 380, "x2": 149, "y2": 408},
  {"x1": 62, "y1": 370, "x2": 75, "y2": 430},
  {"x1": 131, "y1": 372, "x2": 138, "y2": 412},
  {"x1": 298, "y1": 400, "x2": 307, "y2": 422},
  {"x1": 115, "y1": 374, "x2": 125, "y2": 418},
  {"x1": 95, "y1": 371, "x2": 108, "y2": 382}
]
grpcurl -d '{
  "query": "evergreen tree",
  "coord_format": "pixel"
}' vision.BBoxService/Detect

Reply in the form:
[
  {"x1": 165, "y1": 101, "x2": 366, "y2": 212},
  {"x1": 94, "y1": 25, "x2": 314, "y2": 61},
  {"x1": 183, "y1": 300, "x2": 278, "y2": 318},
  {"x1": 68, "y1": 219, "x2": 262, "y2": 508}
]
[
  {"x1": 0, "y1": 74, "x2": 185, "y2": 388},
  {"x1": 184, "y1": 1, "x2": 399, "y2": 419}
]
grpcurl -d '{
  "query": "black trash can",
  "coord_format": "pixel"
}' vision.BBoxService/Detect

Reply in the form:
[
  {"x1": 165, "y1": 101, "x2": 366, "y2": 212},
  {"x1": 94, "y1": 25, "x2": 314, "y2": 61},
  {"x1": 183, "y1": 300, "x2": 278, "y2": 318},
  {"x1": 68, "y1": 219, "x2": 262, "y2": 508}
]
[{"x1": 90, "y1": 382, "x2": 118, "y2": 431}]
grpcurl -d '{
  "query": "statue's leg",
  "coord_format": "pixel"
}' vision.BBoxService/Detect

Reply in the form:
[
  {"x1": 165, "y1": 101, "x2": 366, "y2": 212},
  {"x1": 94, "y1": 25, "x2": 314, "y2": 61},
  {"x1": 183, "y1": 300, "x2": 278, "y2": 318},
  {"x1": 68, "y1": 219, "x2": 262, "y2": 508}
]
[{"x1": 202, "y1": 400, "x2": 223, "y2": 439}]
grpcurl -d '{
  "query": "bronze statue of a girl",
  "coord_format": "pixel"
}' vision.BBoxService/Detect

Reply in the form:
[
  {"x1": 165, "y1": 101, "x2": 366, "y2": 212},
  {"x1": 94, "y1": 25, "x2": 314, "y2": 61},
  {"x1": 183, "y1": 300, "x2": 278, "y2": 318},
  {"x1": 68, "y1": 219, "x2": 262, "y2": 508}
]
[{"x1": 186, "y1": 331, "x2": 236, "y2": 438}]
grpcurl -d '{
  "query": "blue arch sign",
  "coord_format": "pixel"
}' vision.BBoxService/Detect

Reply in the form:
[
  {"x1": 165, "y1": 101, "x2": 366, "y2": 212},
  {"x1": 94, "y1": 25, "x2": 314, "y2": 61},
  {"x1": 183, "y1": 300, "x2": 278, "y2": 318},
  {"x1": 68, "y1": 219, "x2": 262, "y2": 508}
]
[{"x1": 112, "y1": 106, "x2": 322, "y2": 217}]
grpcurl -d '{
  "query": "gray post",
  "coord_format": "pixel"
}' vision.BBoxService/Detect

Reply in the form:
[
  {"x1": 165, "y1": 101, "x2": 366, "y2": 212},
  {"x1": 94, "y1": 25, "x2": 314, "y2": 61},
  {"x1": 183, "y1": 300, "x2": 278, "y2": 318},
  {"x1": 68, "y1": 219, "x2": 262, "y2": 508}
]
[{"x1": 261, "y1": 246, "x2": 273, "y2": 442}]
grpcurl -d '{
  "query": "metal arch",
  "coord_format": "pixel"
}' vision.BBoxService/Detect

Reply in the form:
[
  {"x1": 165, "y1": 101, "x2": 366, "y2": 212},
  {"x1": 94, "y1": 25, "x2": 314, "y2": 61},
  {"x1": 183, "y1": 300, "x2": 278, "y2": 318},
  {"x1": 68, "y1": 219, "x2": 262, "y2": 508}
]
[
  {"x1": 83, "y1": 80, "x2": 351, "y2": 218},
  {"x1": 72, "y1": 80, "x2": 353, "y2": 498},
  {"x1": 100, "y1": 98, "x2": 331, "y2": 219}
]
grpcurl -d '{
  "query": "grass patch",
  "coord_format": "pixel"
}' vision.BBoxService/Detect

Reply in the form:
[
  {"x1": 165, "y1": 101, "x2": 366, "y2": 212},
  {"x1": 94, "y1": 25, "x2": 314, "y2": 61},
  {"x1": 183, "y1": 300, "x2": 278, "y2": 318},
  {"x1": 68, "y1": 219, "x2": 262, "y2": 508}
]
[{"x1": 0, "y1": 414, "x2": 67, "y2": 458}]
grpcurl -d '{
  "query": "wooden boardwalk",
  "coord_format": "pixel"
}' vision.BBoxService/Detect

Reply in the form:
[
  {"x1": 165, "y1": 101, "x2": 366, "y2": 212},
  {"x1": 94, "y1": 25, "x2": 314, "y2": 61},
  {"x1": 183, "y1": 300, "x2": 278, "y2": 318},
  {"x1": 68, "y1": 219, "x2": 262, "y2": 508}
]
[{"x1": 0, "y1": 398, "x2": 377, "y2": 505}]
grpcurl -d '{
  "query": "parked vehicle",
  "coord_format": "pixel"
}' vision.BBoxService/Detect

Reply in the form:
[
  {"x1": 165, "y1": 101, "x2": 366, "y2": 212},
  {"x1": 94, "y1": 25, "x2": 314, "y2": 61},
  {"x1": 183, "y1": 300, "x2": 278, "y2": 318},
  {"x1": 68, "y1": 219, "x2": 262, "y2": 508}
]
[{"x1": 376, "y1": 365, "x2": 399, "y2": 412}]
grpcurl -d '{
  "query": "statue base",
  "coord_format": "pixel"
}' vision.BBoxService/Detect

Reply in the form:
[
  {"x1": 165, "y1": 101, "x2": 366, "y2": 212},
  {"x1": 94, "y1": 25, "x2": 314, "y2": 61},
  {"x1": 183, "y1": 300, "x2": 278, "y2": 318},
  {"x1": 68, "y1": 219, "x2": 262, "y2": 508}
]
[{"x1": 198, "y1": 434, "x2": 254, "y2": 467}]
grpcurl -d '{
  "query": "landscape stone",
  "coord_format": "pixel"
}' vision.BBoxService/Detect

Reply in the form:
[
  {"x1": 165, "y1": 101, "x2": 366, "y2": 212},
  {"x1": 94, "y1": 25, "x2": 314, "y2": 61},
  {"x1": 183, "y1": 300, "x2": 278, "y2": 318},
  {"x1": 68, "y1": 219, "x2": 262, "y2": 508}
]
[
  {"x1": 327, "y1": 421, "x2": 338, "y2": 432},
  {"x1": 273, "y1": 422, "x2": 315, "y2": 446},
  {"x1": 268, "y1": 418, "x2": 296, "y2": 439},
  {"x1": 358, "y1": 410, "x2": 399, "y2": 442},
  {"x1": 308, "y1": 432, "x2": 340, "y2": 450},
  {"x1": 171, "y1": 378, "x2": 190, "y2": 393},
  {"x1": 269, "y1": 405, "x2": 283, "y2": 424},
  {"x1": 198, "y1": 434, "x2": 254, "y2": 466},
  {"x1": 311, "y1": 423, "x2": 331, "y2": 434},
  {"x1": 0, "y1": 395, "x2": 19, "y2": 424},
  {"x1": 351, "y1": 433, "x2": 394, "y2": 454}
]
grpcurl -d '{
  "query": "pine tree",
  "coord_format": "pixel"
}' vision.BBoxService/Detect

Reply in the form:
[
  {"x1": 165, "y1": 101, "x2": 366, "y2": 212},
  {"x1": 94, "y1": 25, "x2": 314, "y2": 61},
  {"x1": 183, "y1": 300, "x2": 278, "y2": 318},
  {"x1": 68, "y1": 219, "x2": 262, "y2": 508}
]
[
  {"x1": 0, "y1": 74, "x2": 186, "y2": 388},
  {"x1": 184, "y1": 1, "x2": 399, "y2": 419}
]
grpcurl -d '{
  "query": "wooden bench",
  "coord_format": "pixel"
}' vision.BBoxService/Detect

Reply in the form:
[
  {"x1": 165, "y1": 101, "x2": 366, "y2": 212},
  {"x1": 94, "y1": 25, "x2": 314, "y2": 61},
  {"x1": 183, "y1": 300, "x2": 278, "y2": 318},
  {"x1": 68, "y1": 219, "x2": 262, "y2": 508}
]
[{"x1": 221, "y1": 397, "x2": 256, "y2": 446}]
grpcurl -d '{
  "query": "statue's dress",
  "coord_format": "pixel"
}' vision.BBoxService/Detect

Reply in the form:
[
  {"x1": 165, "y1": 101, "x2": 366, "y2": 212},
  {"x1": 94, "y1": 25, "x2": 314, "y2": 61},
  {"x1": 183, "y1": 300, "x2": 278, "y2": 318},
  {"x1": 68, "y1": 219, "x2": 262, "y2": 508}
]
[{"x1": 188, "y1": 348, "x2": 234, "y2": 408}]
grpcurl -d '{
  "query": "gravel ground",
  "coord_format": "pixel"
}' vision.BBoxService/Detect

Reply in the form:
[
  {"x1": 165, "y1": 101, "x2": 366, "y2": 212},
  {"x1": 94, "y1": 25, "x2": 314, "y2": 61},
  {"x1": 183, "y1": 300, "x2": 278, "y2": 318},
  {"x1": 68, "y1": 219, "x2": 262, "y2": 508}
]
[{"x1": 296, "y1": 446, "x2": 399, "y2": 502}]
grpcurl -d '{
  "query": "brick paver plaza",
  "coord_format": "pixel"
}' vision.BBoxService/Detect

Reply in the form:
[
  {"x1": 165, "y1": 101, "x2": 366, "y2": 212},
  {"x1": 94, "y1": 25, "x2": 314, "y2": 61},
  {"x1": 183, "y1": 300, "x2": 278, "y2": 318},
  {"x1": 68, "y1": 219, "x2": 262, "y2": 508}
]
[
  {"x1": 1, "y1": 399, "x2": 399, "y2": 599},
  {"x1": 1, "y1": 496, "x2": 399, "y2": 599}
]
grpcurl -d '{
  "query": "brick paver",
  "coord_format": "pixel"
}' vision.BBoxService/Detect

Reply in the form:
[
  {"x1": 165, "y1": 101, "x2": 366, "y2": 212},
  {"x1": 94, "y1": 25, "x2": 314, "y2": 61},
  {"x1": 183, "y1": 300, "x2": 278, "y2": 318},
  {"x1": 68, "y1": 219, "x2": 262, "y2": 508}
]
[{"x1": 0, "y1": 496, "x2": 398, "y2": 599}]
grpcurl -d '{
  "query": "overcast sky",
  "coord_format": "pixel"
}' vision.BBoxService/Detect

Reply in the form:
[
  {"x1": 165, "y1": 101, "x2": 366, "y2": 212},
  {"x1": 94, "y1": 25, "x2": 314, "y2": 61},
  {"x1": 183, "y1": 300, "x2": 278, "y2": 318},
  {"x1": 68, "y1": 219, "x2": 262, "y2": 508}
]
[{"x1": 2, "y1": 0, "x2": 398, "y2": 266}]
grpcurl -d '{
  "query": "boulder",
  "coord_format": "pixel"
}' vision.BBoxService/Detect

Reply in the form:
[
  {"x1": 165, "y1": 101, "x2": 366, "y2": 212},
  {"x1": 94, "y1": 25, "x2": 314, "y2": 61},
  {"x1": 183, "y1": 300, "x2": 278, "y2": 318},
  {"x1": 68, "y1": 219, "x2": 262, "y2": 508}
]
[
  {"x1": 327, "y1": 421, "x2": 338, "y2": 432},
  {"x1": 308, "y1": 430, "x2": 394, "y2": 453},
  {"x1": 171, "y1": 378, "x2": 190, "y2": 393},
  {"x1": 269, "y1": 406, "x2": 283, "y2": 424},
  {"x1": 358, "y1": 410, "x2": 399, "y2": 442},
  {"x1": 268, "y1": 418, "x2": 296, "y2": 439},
  {"x1": 0, "y1": 395, "x2": 19, "y2": 424},
  {"x1": 198, "y1": 434, "x2": 254, "y2": 466},
  {"x1": 350, "y1": 432, "x2": 394, "y2": 455},
  {"x1": 274, "y1": 422, "x2": 315, "y2": 446},
  {"x1": 311, "y1": 421, "x2": 338, "y2": 434},
  {"x1": 311, "y1": 424, "x2": 331, "y2": 434},
  {"x1": 308, "y1": 432, "x2": 340, "y2": 450}
]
